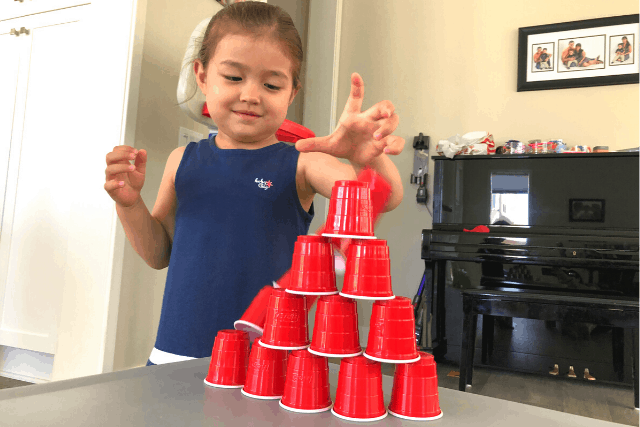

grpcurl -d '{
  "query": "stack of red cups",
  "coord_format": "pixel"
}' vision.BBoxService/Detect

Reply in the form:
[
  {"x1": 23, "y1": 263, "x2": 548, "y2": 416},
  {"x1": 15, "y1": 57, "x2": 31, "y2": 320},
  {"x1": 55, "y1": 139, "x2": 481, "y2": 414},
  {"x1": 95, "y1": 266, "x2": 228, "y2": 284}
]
[{"x1": 222, "y1": 171, "x2": 442, "y2": 421}]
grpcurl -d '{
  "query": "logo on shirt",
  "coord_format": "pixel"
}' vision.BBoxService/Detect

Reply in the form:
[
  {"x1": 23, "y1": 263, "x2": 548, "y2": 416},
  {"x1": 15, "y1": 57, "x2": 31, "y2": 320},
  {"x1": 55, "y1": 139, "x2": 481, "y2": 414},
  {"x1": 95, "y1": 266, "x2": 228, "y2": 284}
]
[{"x1": 255, "y1": 178, "x2": 273, "y2": 190}]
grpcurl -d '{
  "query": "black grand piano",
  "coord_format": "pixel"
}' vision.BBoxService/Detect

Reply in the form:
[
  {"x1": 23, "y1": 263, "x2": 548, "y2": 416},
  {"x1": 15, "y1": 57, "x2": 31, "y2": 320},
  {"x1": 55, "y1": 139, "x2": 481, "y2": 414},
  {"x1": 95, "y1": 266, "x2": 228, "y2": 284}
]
[{"x1": 415, "y1": 151, "x2": 639, "y2": 390}]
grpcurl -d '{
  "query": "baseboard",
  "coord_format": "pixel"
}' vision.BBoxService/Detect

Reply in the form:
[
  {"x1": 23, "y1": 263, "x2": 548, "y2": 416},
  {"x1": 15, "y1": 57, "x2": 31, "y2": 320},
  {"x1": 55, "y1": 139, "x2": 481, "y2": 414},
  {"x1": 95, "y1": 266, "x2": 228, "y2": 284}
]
[
  {"x1": 0, "y1": 345, "x2": 53, "y2": 384},
  {"x1": 0, "y1": 370, "x2": 48, "y2": 384}
]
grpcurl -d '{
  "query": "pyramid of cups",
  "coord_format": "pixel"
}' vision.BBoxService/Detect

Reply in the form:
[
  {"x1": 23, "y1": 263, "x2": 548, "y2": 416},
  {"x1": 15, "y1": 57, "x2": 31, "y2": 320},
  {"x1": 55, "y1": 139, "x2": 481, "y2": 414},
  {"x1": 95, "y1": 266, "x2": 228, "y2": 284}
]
[{"x1": 206, "y1": 177, "x2": 442, "y2": 422}]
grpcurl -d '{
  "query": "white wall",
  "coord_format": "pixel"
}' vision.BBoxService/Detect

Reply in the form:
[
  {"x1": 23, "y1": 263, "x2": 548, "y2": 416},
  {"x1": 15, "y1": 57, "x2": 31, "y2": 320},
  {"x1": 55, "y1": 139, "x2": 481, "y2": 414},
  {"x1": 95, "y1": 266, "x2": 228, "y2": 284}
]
[{"x1": 335, "y1": 0, "x2": 639, "y2": 334}]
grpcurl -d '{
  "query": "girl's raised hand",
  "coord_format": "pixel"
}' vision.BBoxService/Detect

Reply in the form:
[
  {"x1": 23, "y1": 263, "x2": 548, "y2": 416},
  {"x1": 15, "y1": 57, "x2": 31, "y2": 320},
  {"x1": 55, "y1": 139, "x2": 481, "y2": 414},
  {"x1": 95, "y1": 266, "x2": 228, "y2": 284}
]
[
  {"x1": 295, "y1": 72, "x2": 404, "y2": 167},
  {"x1": 104, "y1": 146, "x2": 147, "y2": 207}
]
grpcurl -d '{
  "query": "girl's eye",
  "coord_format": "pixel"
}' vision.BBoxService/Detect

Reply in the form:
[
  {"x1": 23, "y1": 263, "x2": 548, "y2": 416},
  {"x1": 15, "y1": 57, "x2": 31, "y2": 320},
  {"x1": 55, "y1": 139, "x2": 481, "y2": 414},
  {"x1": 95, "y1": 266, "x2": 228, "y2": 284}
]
[
  {"x1": 225, "y1": 76, "x2": 241, "y2": 82},
  {"x1": 265, "y1": 84, "x2": 281, "y2": 91}
]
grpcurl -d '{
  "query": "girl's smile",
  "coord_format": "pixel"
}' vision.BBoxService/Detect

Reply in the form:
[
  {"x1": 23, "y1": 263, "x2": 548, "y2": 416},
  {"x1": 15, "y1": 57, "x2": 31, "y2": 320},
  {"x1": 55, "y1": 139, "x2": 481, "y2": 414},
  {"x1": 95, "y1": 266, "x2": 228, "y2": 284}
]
[{"x1": 233, "y1": 110, "x2": 261, "y2": 119}]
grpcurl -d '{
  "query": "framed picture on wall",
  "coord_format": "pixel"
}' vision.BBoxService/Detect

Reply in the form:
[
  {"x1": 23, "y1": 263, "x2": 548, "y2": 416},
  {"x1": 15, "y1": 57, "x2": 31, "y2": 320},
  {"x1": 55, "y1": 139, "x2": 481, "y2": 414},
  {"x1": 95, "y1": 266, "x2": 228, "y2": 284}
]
[{"x1": 517, "y1": 14, "x2": 639, "y2": 91}]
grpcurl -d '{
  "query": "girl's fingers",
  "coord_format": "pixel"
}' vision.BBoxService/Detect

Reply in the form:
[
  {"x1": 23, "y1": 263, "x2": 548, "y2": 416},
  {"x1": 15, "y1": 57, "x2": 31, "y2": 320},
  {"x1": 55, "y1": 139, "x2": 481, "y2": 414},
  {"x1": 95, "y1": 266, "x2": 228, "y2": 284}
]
[
  {"x1": 343, "y1": 72, "x2": 365, "y2": 114},
  {"x1": 382, "y1": 135, "x2": 406, "y2": 155},
  {"x1": 373, "y1": 113, "x2": 400, "y2": 140},
  {"x1": 134, "y1": 149, "x2": 147, "y2": 175},
  {"x1": 294, "y1": 135, "x2": 332, "y2": 154},
  {"x1": 363, "y1": 100, "x2": 395, "y2": 121},
  {"x1": 106, "y1": 147, "x2": 139, "y2": 164},
  {"x1": 106, "y1": 163, "x2": 137, "y2": 178},
  {"x1": 104, "y1": 180, "x2": 125, "y2": 192}
]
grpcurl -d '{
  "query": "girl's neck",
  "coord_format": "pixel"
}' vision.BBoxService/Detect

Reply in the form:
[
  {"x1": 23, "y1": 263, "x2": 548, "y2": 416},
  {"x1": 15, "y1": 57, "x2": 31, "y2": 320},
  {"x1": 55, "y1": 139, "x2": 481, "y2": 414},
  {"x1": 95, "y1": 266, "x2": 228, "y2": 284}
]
[{"x1": 214, "y1": 131, "x2": 279, "y2": 150}]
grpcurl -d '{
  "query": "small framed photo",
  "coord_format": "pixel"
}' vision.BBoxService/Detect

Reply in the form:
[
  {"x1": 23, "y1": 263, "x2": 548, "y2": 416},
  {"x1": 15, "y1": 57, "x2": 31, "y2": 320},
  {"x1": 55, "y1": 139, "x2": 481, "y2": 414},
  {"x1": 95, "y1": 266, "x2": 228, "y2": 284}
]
[
  {"x1": 610, "y1": 34, "x2": 634, "y2": 66},
  {"x1": 569, "y1": 199, "x2": 605, "y2": 222},
  {"x1": 517, "y1": 14, "x2": 639, "y2": 91},
  {"x1": 532, "y1": 42, "x2": 555, "y2": 72}
]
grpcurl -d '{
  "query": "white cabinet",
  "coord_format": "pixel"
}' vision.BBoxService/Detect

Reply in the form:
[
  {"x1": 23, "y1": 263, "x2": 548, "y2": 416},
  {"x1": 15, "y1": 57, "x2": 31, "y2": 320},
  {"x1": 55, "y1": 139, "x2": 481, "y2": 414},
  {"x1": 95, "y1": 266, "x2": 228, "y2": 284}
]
[
  {"x1": 1, "y1": 0, "x2": 89, "y2": 21},
  {"x1": 0, "y1": 0, "x2": 139, "y2": 381},
  {"x1": 0, "y1": 5, "x2": 87, "y2": 356}
]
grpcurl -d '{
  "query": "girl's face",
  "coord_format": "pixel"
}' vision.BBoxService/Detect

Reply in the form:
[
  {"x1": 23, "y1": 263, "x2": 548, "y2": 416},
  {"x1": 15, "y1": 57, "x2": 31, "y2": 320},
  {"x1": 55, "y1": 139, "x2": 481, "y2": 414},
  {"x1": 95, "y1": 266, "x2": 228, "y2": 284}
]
[{"x1": 195, "y1": 33, "x2": 298, "y2": 149}]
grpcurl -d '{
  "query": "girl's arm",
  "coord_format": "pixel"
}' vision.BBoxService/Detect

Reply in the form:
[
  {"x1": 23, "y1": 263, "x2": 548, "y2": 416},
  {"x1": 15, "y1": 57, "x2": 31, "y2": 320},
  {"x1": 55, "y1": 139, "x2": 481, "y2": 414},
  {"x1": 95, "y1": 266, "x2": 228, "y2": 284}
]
[{"x1": 117, "y1": 147, "x2": 183, "y2": 270}]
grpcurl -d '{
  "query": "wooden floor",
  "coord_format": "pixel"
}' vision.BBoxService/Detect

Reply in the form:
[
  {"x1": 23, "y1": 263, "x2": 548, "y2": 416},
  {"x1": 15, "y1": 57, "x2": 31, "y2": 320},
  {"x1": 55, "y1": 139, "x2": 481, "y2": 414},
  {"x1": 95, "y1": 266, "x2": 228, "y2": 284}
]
[{"x1": 2, "y1": 363, "x2": 638, "y2": 425}]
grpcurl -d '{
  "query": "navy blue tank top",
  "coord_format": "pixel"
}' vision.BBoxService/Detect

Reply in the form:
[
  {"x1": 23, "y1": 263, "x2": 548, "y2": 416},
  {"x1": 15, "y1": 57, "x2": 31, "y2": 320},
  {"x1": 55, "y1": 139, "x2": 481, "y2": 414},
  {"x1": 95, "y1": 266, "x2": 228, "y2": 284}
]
[{"x1": 154, "y1": 137, "x2": 314, "y2": 358}]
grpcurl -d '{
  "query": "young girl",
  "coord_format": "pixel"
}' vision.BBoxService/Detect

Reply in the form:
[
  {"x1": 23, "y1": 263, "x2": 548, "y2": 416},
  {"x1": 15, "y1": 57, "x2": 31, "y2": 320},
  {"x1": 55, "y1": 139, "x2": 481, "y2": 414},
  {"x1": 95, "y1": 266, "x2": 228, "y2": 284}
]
[{"x1": 104, "y1": 2, "x2": 404, "y2": 366}]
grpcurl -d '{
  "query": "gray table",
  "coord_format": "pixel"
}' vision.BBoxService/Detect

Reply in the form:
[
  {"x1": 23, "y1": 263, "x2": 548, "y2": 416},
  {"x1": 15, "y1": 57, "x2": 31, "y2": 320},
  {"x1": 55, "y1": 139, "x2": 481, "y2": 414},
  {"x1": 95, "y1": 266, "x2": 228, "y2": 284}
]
[{"x1": 0, "y1": 358, "x2": 624, "y2": 426}]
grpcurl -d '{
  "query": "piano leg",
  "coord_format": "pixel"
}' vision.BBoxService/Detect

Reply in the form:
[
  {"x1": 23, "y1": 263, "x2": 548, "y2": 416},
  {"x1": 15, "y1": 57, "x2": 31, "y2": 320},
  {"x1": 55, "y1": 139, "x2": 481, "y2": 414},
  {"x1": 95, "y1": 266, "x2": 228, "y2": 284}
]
[
  {"x1": 460, "y1": 294, "x2": 477, "y2": 392},
  {"x1": 612, "y1": 327, "x2": 624, "y2": 382},
  {"x1": 632, "y1": 328, "x2": 639, "y2": 409},
  {"x1": 482, "y1": 315, "x2": 494, "y2": 364},
  {"x1": 435, "y1": 260, "x2": 447, "y2": 359}
]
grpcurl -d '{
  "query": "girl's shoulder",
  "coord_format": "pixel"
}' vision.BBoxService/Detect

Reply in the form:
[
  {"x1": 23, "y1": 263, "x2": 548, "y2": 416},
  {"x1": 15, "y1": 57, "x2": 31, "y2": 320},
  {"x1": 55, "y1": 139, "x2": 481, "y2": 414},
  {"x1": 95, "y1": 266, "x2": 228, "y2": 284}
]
[{"x1": 168, "y1": 145, "x2": 188, "y2": 185}]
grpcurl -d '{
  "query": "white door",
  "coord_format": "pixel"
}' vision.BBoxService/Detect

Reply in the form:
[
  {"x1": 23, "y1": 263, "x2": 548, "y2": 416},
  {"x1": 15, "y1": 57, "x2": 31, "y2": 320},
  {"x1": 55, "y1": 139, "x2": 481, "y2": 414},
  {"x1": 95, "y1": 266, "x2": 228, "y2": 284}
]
[
  {"x1": 0, "y1": 6, "x2": 87, "y2": 354},
  {"x1": 0, "y1": 29, "x2": 23, "y2": 236}
]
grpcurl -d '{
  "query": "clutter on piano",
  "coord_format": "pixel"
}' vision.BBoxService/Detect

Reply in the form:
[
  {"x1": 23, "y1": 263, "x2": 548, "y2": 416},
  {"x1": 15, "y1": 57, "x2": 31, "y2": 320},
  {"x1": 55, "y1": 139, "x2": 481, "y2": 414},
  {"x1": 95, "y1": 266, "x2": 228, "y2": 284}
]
[
  {"x1": 438, "y1": 131, "x2": 639, "y2": 156},
  {"x1": 436, "y1": 131, "x2": 495, "y2": 158}
]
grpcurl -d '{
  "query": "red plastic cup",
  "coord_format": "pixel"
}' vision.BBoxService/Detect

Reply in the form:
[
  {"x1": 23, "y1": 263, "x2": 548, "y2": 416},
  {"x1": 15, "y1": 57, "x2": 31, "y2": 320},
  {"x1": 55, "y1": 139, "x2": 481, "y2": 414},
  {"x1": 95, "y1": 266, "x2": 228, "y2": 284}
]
[
  {"x1": 279, "y1": 349, "x2": 332, "y2": 413},
  {"x1": 309, "y1": 295, "x2": 362, "y2": 357},
  {"x1": 242, "y1": 338, "x2": 288, "y2": 399},
  {"x1": 388, "y1": 351, "x2": 443, "y2": 420},
  {"x1": 364, "y1": 297, "x2": 420, "y2": 363},
  {"x1": 259, "y1": 289, "x2": 310, "y2": 350},
  {"x1": 204, "y1": 329, "x2": 250, "y2": 388},
  {"x1": 234, "y1": 285, "x2": 273, "y2": 341},
  {"x1": 331, "y1": 355, "x2": 387, "y2": 422},
  {"x1": 341, "y1": 239, "x2": 394, "y2": 300},
  {"x1": 357, "y1": 167, "x2": 392, "y2": 224},
  {"x1": 274, "y1": 268, "x2": 295, "y2": 289},
  {"x1": 286, "y1": 235, "x2": 338, "y2": 295},
  {"x1": 322, "y1": 181, "x2": 375, "y2": 239},
  {"x1": 274, "y1": 272, "x2": 319, "y2": 309}
]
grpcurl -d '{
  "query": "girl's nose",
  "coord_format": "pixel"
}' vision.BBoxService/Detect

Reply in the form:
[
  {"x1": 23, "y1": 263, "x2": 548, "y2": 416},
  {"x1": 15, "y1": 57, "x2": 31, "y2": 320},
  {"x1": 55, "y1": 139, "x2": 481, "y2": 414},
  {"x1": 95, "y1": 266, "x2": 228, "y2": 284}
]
[{"x1": 239, "y1": 82, "x2": 260, "y2": 104}]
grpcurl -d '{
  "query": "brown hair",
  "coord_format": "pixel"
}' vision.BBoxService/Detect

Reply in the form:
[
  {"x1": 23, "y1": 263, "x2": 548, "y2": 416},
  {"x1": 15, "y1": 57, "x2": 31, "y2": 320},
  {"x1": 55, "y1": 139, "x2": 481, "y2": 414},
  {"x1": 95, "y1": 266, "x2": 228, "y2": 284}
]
[{"x1": 198, "y1": 2, "x2": 303, "y2": 91}]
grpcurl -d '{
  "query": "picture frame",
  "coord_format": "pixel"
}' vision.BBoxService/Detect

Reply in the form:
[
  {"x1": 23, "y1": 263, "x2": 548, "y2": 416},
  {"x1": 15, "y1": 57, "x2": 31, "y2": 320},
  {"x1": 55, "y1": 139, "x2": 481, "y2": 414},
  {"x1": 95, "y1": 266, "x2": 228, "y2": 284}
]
[
  {"x1": 569, "y1": 199, "x2": 605, "y2": 223},
  {"x1": 517, "y1": 14, "x2": 639, "y2": 91}
]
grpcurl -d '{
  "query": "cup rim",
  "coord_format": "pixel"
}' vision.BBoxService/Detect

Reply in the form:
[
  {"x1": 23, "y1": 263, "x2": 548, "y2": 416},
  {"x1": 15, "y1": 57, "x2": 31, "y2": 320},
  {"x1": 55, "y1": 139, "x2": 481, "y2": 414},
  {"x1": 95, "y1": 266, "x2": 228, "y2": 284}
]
[
  {"x1": 233, "y1": 320, "x2": 264, "y2": 334},
  {"x1": 286, "y1": 289, "x2": 339, "y2": 296},
  {"x1": 387, "y1": 408, "x2": 443, "y2": 421},
  {"x1": 258, "y1": 339, "x2": 309, "y2": 351},
  {"x1": 331, "y1": 408, "x2": 388, "y2": 422},
  {"x1": 363, "y1": 352, "x2": 421, "y2": 364},
  {"x1": 279, "y1": 400, "x2": 333, "y2": 414},
  {"x1": 339, "y1": 292, "x2": 395, "y2": 301},
  {"x1": 240, "y1": 388, "x2": 283, "y2": 400},
  {"x1": 322, "y1": 233, "x2": 377, "y2": 239},
  {"x1": 203, "y1": 378, "x2": 243, "y2": 388},
  {"x1": 308, "y1": 347, "x2": 363, "y2": 358}
]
